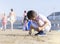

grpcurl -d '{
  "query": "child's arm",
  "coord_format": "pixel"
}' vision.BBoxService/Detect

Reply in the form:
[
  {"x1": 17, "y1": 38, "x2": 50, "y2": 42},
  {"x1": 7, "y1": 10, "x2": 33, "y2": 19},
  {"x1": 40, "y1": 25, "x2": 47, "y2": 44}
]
[
  {"x1": 29, "y1": 25, "x2": 35, "y2": 35},
  {"x1": 29, "y1": 25, "x2": 32, "y2": 35},
  {"x1": 38, "y1": 21, "x2": 49, "y2": 31}
]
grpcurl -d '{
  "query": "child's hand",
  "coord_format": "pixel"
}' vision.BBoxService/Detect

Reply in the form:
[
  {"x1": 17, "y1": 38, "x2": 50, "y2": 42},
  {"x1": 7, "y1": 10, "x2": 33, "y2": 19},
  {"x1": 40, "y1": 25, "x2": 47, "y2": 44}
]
[{"x1": 38, "y1": 27, "x2": 44, "y2": 31}]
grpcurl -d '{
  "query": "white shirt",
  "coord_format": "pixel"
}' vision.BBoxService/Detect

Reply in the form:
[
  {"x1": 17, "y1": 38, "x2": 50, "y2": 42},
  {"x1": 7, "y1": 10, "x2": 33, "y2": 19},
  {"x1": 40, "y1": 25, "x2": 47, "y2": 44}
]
[
  {"x1": 31, "y1": 14, "x2": 51, "y2": 31},
  {"x1": 38, "y1": 14, "x2": 51, "y2": 27}
]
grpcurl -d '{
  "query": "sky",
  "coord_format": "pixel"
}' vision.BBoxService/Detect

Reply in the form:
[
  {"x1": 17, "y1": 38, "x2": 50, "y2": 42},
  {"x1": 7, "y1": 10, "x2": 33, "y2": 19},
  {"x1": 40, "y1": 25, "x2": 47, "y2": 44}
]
[{"x1": 0, "y1": 0, "x2": 60, "y2": 17}]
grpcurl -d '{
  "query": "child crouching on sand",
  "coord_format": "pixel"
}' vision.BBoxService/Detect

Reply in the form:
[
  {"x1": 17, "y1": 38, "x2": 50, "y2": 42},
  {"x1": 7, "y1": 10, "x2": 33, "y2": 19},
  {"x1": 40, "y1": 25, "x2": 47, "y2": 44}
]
[{"x1": 27, "y1": 10, "x2": 51, "y2": 36}]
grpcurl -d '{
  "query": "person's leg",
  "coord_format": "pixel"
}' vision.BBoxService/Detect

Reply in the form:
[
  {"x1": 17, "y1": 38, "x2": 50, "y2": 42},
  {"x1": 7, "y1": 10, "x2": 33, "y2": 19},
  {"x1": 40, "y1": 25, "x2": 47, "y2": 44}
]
[
  {"x1": 11, "y1": 22, "x2": 13, "y2": 30},
  {"x1": 2, "y1": 25, "x2": 5, "y2": 31},
  {"x1": 44, "y1": 25, "x2": 51, "y2": 32},
  {"x1": 2, "y1": 23, "x2": 4, "y2": 30},
  {"x1": 29, "y1": 21, "x2": 43, "y2": 35},
  {"x1": 28, "y1": 20, "x2": 46, "y2": 35},
  {"x1": 35, "y1": 28, "x2": 44, "y2": 36},
  {"x1": 23, "y1": 26, "x2": 26, "y2": 31},
  {"x1": 29, "y1": 25, "x2": 43, "y2": 35},
  {"x1": 35, "y1": 25, "x2": 51, "y2": 36},
  {"x1": 1, "y1": 26, "x2": 3, "y2": 30},
  {"x1": 4, "y1": 24, "x2": 6, "y2": 30},
  {"x1": 29, "y1": 26, "x2": 45, "y2": 36},
  {"x1": 4, "y1": 25, "x2": 6, "y2": 31},
  {"x1": 2, "y1": 25, "x2": 4, "y2": 30}
]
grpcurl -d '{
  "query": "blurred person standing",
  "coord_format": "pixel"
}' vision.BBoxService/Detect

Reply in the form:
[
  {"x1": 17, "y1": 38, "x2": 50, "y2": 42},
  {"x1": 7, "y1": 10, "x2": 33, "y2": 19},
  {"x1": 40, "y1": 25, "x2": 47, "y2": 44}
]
[
  {"x1": 23, "y1": 10, "x2": 28, "y2": 31},
  {"x1": 8, "y1": 9, "x2": 16, "y2": 30},
  {"x1": 2, "y1": 12, "x2": 7, "y2": 30}
]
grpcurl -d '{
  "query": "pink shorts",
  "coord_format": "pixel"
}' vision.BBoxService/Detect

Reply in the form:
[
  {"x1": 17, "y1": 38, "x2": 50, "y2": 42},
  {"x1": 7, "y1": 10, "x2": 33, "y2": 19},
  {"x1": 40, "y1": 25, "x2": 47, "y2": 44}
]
[{"x1": 2, "y1": 22, "x2": 7, "y2": 25}]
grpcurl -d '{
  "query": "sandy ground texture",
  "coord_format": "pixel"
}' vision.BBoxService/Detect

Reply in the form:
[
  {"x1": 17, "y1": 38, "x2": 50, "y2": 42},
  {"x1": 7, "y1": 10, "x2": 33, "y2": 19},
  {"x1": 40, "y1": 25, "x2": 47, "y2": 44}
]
[{"x1": 0, "y1": 29, "x2": 60, "y2": 44}]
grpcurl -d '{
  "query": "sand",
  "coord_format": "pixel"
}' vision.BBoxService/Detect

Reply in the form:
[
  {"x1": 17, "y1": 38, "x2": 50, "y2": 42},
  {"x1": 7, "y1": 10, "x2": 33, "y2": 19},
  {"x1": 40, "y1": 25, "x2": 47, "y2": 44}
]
[{"x1": 0, "y1": 29, "x2": 60, "y2": 44}]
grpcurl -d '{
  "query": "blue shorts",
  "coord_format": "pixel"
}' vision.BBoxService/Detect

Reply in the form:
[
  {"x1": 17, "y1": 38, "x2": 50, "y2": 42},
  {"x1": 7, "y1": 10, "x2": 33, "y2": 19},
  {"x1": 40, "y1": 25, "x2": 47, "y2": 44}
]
[{"x1": 27, "y1": 20, "x2": 39, "y2": 30}]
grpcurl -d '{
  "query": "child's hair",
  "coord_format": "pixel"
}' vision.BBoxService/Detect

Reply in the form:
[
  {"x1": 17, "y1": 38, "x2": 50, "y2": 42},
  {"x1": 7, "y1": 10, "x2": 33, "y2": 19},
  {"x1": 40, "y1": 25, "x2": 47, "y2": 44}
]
[
  {"x1": 27, "y1": 10, "x2": 37, "y2": 19},
  {"x1": 11, "y1": 8, "x2": 13, "y2": 12},
  {"x1": 24, "y1": 10, "x2": 26, "y2": 13}
]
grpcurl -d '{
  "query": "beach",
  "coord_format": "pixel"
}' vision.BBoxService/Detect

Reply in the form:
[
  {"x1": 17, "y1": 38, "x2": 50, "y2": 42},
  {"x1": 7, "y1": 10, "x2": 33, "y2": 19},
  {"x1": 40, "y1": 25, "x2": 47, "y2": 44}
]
[{"x1": 0, "y1": 29, "x2": 60, "y2": 44}]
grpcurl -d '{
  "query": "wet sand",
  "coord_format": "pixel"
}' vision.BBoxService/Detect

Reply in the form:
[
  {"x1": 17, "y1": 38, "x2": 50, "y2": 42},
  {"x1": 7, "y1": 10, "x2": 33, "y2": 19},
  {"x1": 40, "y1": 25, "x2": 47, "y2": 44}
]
[{"x1": 0, "y1": 29, "x2": 60, "y2": 44}]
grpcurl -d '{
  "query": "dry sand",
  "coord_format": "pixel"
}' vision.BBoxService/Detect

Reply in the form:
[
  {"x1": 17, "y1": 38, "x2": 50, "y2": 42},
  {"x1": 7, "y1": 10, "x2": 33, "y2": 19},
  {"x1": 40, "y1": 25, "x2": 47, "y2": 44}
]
[{"x1": 0, "y1": 29, "x2": 60, "y2": 44}]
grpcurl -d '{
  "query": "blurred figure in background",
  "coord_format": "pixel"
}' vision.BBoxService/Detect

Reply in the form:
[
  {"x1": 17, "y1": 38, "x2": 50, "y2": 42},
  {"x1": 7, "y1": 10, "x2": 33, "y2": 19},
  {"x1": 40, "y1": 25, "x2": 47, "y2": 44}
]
[
  {"x1": 23, "y1": 10, "x2": 28, "y2": 31},
  {"x1": 2, "y1": 12, "x2": 7, "y2": 30},
  {"x1": 8, "y1": 9, "x2": 16, "y2": 30}
]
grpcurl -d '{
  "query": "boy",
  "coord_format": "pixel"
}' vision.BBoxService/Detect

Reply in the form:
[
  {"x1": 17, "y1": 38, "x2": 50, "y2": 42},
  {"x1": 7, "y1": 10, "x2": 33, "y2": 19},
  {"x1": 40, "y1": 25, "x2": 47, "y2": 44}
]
[{"x1": 27, "y1": 10, "x2": 51, "y2": 36}]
